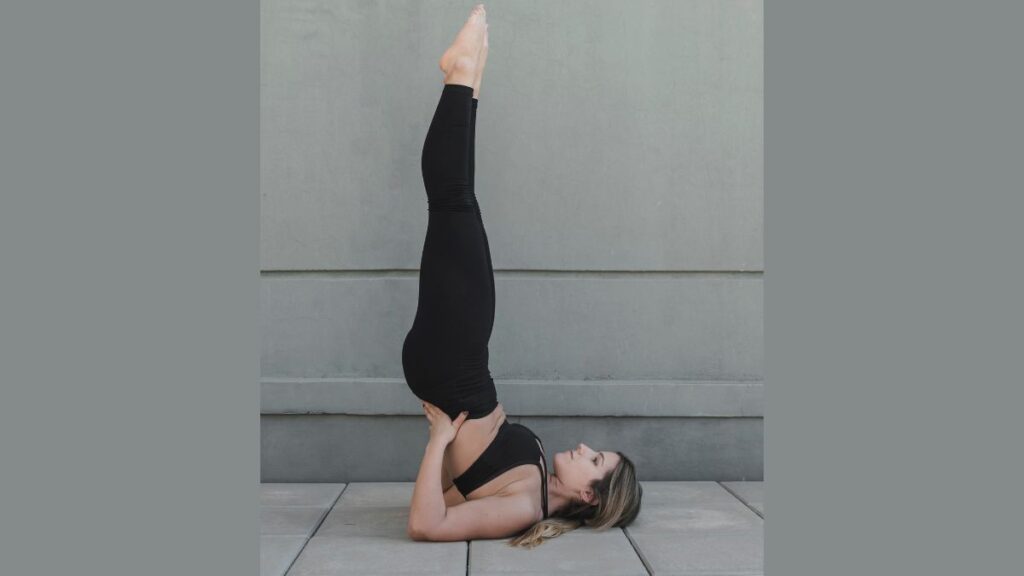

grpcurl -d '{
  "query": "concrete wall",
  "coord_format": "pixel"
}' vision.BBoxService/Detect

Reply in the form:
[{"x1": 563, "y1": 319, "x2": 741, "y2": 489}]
[{"x1": 261, "y1": 0, "x2": 763, "y2": 480}]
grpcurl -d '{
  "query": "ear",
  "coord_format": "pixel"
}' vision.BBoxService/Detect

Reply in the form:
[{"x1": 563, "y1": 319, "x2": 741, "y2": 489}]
[{"x1": 581, "y1": 488, "x2": 597, "y2": 506}]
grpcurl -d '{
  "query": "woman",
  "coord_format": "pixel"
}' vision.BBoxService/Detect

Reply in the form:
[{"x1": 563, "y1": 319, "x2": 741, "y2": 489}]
[{"x1": 403, "y1": 5, "x2": 642, "y2": 548}]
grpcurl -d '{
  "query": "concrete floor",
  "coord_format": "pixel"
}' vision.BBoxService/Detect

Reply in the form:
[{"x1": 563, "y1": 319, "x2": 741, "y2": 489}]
[{"x1": 261, "y1": 481, "x2": 764, "y2": 576}]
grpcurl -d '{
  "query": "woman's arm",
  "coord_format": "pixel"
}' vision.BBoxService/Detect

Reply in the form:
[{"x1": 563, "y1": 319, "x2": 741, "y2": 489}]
[
  {"x1": 407, "y1": 438, "x2": 448, "y2": 538},
  {"x1": 413, "y1": 493, "x2": 537, "y2": 542},
  {"x1": 441, "y1": 449, "x2": 454, "y2": 491}
]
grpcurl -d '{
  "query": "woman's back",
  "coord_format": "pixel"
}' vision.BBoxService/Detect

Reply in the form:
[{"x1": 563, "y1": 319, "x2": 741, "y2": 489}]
[{"x1": 444, "y1": 404, "x2": 549, "y2": 520}]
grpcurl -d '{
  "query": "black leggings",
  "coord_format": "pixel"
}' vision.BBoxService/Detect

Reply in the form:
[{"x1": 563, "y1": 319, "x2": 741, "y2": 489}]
[{"x1": 402, "y1": 84, "x2": 498, "y2": 422}]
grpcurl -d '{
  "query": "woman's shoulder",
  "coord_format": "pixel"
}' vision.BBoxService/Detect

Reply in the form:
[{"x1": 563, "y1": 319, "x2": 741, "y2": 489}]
[{"x1": 486, "y1": 480, "x2": 543, "y2": 519}]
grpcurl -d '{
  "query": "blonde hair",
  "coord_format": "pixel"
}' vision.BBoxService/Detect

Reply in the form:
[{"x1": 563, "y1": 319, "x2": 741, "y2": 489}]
[{"x1": 507, "y1": 451, "x2": 642, "y2": 549}]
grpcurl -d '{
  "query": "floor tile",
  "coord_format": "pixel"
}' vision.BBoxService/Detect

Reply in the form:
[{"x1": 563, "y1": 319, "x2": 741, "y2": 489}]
[
  {"x1": 722, "y1": 482, "x2": 763, "y2": 516},
  {"x1": 261, "y1": 506, "x2": 330, "y2": 537},
  {"x1": 263, "y1": 481, "x2": 765, "y2": 575},
  {"x1": 287, "y1": 536, "x2": 466, "y2": 576},
  {"x1": 625, "y1": 529, "x2": 763, "y2": 576},
  {"x1": 637, "y1": 481, "x2": 742, "y2": 506},
  {"x1": 469, "y1": 527, "x2": 647, "y2": 576},
  {"x1": 627, "y1": 482, "x2": 764, "y2": 576},
  {"x1": 261, "y1": 483, "x2": 346, "y2": 507},
  {"x1": 629, "y1": 482, "x2": 761, "y2": 533},
  {"x1": 260, "y1": 535, "x2": 306, "y2": 576},
  {"x1": 312, "y1": 482, "x2": 413, "y2": 539},
  {"x1": 629, "y1": 498, "x2": 761, "y2": 533},
  {"x1": 332, "y1": 482, "x2": 413, "y2": 507},
  {"x1": 315, "y1": 505, "x2": 410, "y2": 539}
]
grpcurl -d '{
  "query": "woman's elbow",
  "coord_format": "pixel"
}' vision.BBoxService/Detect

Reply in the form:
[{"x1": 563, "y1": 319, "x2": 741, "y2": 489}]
[{"x1": 407, "y1": 522, "x2": 433, "y2": 541}]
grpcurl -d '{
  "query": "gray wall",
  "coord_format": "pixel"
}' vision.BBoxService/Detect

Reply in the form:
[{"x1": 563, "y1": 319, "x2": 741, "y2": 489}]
[{"x1": 261, "y1": 0, "x2": 763, "y2": 481}]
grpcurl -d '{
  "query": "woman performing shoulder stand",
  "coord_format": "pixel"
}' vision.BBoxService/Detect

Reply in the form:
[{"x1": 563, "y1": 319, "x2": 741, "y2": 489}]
[{"x1": 403, "y1": 4, "x2": 642, "y2": 548}]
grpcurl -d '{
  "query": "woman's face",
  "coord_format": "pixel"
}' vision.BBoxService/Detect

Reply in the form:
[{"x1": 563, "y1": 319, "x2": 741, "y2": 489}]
[{"x1": 553, "y1": 442, "x2": 620, "y2": 503}]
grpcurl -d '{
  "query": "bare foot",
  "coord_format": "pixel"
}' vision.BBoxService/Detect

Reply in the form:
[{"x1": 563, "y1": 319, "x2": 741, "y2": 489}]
[
  {"x1": 438, "y1": 4, "x2": 487, "y2": 88},
  {"x1": 473, "y1": 24, "x2": 489, "y2": 99}
]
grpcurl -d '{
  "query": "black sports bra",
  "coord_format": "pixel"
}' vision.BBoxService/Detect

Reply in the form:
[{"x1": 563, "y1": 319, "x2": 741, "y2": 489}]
[{"x1": 452, "y1": 420, "x2": 549, "y2": 520}]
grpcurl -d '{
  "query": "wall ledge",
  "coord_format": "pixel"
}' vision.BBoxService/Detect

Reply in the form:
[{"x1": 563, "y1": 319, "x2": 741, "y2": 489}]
[{"x1": 261, "y1": 378, "x2": 763, "y2": 417}]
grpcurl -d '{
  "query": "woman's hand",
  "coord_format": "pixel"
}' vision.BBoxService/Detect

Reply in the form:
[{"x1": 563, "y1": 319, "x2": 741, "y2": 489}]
[{"x1": 422, "y1": 401, "x2": 469, "y2": 446}]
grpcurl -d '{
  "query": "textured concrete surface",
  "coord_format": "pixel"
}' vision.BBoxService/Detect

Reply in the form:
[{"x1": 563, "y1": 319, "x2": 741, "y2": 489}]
[
  {"x1": 288, "y1": 537, "x2": 467, "y2": 576},
  {"x1": 288, "y1": 483, "x2": 466, "y2": 576},
  {"x1": 261, "y1": 415, "x2": 763, "y2": 483},
  {"x1": 260, "y1": 0, "x2": 765, "y2": 496},
  {"x1": 261, "y1": 483, "x2": 347, "y2": 507},
  {"x1": 261, "y1": 274, "x2": 762, "y2": 380},
  {"x1": 261, "y1": 536, "x2": 307, "y2": 576},
  {"x1": 261, "y1": 507, "x2": 333, "y2": 537},
  {"x1": 261, "y1": 0, "x2": 763, "y2": 272},
  {"x1": 259, "y1": 484, "x2": 345, "y2": 576},
  {"x1": 316, "y1": 483, "x2": 417, "y2": 539},
  {"x1": 260, "y1": 0, "x2": 764, "y2": 505},
  {"x1": 470, "y1": 527, "x2": 647, "y2": 575},
  {"x1": 723, "y1": 481, "x2": 764, "y2": 516},
  {"x1": 260, "y1": 482, "x2": 764, "y2": 575},
  {"x1": 626, "y1": 482, "x2": 764, "y2": 575},
  {"x1": 261, "y1": 378, "x2": 763, "y2": 417}
]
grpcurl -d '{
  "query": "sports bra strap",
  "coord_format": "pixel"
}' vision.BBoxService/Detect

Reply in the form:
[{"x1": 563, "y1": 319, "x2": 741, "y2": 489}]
[{"x1": 533, "y1": 435, "x2": 549, "y2": 519}]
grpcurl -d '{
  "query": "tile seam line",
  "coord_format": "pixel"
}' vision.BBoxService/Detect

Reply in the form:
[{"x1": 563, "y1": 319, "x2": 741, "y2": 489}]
[
  {"x1": 622, "y1": 526, "x2": 655, "y2": 576},
  {"x1": 717, "y1": 481, "x2": 764, "y2": 520},
  {"x1": 281, "y1": 483, "x2": 349, "y2": 576}
]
